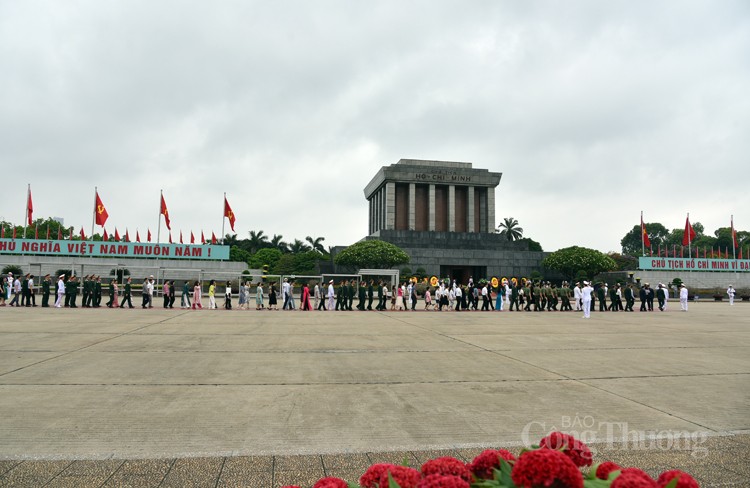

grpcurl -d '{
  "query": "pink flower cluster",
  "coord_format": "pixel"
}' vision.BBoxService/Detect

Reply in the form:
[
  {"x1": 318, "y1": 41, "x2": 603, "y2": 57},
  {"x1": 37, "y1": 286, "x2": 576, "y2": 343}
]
[{"x1": 279, "y1": 433, "x2": 700, "y2": 488}]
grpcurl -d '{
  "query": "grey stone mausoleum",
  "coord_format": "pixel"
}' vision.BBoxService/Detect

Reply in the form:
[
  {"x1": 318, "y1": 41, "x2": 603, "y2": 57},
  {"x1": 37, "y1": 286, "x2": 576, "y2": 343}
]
[{"x1": 363, "y1": 159, "x2": 545, "y2": 283}]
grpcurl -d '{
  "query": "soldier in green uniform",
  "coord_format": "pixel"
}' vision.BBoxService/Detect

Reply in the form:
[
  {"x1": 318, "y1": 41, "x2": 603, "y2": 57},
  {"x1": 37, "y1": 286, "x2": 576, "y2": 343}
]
[
  {"x1": 539, "y1": 283, "x2": 547, "y2": 310},
  {"x1": 559, "y1": 282, "x2": 571, "y2": 311},
  {"x1": 335, "y1": 280, "x2": 346, "y2": 311},
  {"x1": 509, "y1": 280, "x2": 520, "y2": 311},
  {"x1": 120, "y1": 277, "x2": 134, "y2": 308},
  {"x1": 41, "y1": 274, "x2": 51, "y2": 307},
  {"x1": 523, "y1": 282, "x2": 532, "y2": 311},
  {"x1": 94, "y1": 276, "x2": 103, "y2": 307},
  {"x1": 68, "y1": 276, "x2": 79, "y2": 308},
  {"x1": 347, "y1": 280, "x2": 355, "y2": 311},
  {"x1": 357, "y1": 281, "x2": 367, "y2": 310},
  {"x1": 81, "y1": 275, "x2": 90, "y2": 307},
  {"x1": 367, "y1": 280, "x2": 374, "y2": 310}
]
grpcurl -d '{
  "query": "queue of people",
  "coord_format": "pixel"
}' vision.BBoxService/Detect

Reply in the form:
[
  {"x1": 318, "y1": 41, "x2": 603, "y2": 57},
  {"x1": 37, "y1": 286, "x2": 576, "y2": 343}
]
[{"x1": 0, "y1": 273, "x2": 735, "y2": 314}]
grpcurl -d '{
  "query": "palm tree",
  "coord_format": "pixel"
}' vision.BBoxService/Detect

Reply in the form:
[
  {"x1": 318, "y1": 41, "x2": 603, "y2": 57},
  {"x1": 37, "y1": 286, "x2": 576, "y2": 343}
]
[
  {"x1": 496, "y1": 217, "x2": 523, "y2": 241},
  {"x1": 247, "y1": 230, "x2": 269, "y2": 253},
  {"x1": 305, "y1": 236, "x2": 326, "y2": 254},
  {"x1": 289, "y1": 239, "x2": 311, "y2": 254},
  {"x1": 270, "y1": 234, "x2": 288, "y2": 253}
]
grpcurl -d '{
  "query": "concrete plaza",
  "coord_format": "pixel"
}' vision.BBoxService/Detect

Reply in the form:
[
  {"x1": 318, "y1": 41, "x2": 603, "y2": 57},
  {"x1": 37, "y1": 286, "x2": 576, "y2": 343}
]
[{"x1": 0, "y1": 302, "x2": 748, "y2": 486}]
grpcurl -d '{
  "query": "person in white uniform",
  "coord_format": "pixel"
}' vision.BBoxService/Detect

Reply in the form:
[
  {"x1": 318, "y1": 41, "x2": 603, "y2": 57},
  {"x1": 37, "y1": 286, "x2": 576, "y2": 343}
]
[
  {"x1": 327, "y1": 280, "x2": 335, "y2": 311},
  {"x1": 581, "y1": 281, "x2": 593, "y2": 319},
  {"x1": 573, "y1": 282, "x2": 582, "y2": 311},
  {"x1": 679, "y1": 284, "x2": 689, "y2": 311},
  {"x1": 55, "y1": 275, "x2": 66, "y2": 308},
  {"x1": 727, "y1": 285, "x2": 735, "y2": 306}
]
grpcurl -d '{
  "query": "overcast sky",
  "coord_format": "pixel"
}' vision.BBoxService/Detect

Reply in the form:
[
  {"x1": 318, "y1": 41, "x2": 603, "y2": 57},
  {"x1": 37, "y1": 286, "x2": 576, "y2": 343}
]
[{"x1": 1, "y1": 1, "x2": 748, "y2": 252}]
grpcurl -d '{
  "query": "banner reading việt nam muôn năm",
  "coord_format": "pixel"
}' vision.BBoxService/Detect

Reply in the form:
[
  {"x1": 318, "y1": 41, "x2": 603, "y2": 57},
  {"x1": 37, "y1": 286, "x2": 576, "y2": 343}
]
[{"x1": 0, "y1": 238, "x2": 229, "y2": 260}]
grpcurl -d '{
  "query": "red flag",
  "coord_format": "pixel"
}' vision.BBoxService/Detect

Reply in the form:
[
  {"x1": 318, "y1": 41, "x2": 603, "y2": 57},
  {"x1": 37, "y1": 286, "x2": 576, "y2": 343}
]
[
  {"x1": 26, "y1": 187, "x2": 34, "y2": 226},
  {"x1": 224, "y1": 196, "x2": 236, "y2": 231},
  {"x1": 124, "y1": 229, "x2": 130, "y2": 242},
  {"x1": 731, "y1": 217, "x2": 738, "y2": 249},
  {"x1": 46, "y1": 226, "x2": 50, "y2": 240},
  {"x1": 740, "y1": 247, "x2": 743, "y2": 259},
  {"x1": 103, "y1": 228, "x2": 109, "y2": 241},
  {"x1": 673, "y1": 244, "x2": 676, "y2": 257},
  {"x1": 136, "y1": 230, "x2": 141, "y2": 242},
  {"x1": 201, "y1": 231, "x2": 206, "y2": 244},
  {"x1": 94, "y1": 191, "x2": 109, "y2": 226},
  {"x1": 168, "y1": 231, "x2": 173, "y2": 244},
  {"x1": 680, "y1": 246, "x2": 683, "y2": 258},
  {"x1": 114, "y1": 228, "x2": 121, "y2": 241},
  {"x1": 80, "y1": 227, "x2": 86, "y2": 241},
  {"x1": 147, "y1": 229, "x2": 152, "y2": 242},
  {"x1": 160, "y1": 194, "x2": 171, "y2": 230},
  {"x1": 57, "y1": 226, "x2": 62, "y2": 240},
  {"x1": 682, "y1": 215, "x2": 696, "y2": 246},
  {"x1": 641, "y1": 215, "x2": 651, "y2": 248},
  {"x1": 12, "y1": 227, "x2": 16, "y2": 239},
  {"x1": 190, "y1": 231, "x2": 195, "y2": 244},
  {"x1": 179, "y1": 230, "x2": 183, "y2": 244},
  {"x1": 34, "y1": 226, "x2": 38, "y2": 239},
  {"x1": 211, "y1": 231, "x2": 217, "y2": 244},
  {"x1": 695, "y1": 246, "x2": 698, "y2": 258}
]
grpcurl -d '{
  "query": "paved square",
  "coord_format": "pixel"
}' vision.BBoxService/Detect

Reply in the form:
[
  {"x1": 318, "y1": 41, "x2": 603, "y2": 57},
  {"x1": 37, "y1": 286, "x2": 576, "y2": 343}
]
[{"x1": 0, "y1": 303, "x2": 748, "y2": 486}]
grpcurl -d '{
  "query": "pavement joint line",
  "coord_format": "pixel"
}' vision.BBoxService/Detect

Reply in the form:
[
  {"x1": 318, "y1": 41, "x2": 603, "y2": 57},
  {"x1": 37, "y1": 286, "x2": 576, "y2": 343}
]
[
  {"x1": 157, "y1": 458, "x2": 177, "y2": 487},
  {"x1": 97, "y1": 459, "x2": 125, "y2": 488},
  {"x1": 0, "y1": 313, "x2": 193, "y2": 379},
  {"x1": 39, "y1": 459, "x2": 75, "y2": 487},
  {"x1": 213, "y1": 456, "x2": 227, "y2": 488},
  {"x1": 2, "y1": 372, "x2": 748, "y2": 387}
]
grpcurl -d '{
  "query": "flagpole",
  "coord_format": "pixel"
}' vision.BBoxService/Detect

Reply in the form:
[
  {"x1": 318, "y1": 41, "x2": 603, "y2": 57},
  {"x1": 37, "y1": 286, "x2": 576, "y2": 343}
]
[
  {"x1": 732, "y1": 215, "x2": 736, "y2": 260},
  {"x1": 687, "y1": 212, "x2": 692, "y2": 260},
  {"x1": 23, "y1": 184, "x2": 29, "y2": 239},
  {"x1": 221, "y1": 192, "x2": 226, "y2": 245},
  {"x1": 641, "y1": 210, "x2": 646, "y2": 256},
  {"x1": 157, "y1": 189, "x2": 162, "y2": 244},
  {"x1": 91, "y1": 187, "x2": 97, "y2": 239}
]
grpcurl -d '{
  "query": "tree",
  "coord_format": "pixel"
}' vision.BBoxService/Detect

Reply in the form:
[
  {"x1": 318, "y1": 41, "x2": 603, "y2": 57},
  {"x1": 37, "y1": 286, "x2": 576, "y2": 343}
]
[
  {"x1": 2, "y1": 265, "x2": 22, "y2": 276},
  {"x1": 229, "y1": 245, "x2": 252, "y2": 264},
  {"x1": 248, "y1": 248, "x2": 283, "y2": 271},
  {"x1": 247, "y1": 230, "x2": 269, "y2": 253},
  {"x1": 496, "y1": 217, "x2": 523, "y2": 241},
  {"x1": 270, "y1": 234, "x2": 288, "y2": 253},
  {"x1": 542, "y1": 246, "x2": 617, "y2": 281},
  {"x1": 305, "y1": 236, "x2": 326, "y2": 254},
  {"x1": 621, "y1": 222, "x2": 670, "y2": 255},
  {"x1": 289, "y1": 239, "x2": 311, "y2": 254},
  {"x1": 518, "y1": 237, "x2": 543, "y2": 252},
  {"x1": 334, "y1": 240, "x2": 410, "y2": 270},
  {"x1": 607, "y1": 252, "x2": 638, "y2": 271}
]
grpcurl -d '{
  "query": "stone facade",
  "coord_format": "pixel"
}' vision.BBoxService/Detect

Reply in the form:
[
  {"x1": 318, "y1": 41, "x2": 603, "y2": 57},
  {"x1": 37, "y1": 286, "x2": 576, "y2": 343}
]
[{"x1": 362, "y1": 159, "x2": 546, "y2": 282}]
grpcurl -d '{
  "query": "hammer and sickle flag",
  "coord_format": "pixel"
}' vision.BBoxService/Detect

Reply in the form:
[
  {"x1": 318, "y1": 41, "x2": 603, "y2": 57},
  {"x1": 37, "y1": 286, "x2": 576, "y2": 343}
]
[
  {"x1": 95, "y1": 191, "x2": 109, "y2": 226},
  {"x1": 224, "y1": 196, "x2": 236, "y2": 232}
]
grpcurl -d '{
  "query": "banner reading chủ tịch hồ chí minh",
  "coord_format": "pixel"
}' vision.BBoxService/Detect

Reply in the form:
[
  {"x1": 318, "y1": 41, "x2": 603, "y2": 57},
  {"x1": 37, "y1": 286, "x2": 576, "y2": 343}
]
[{"x1": 639, "y1": 256, "x2": 750, "y2": 272}]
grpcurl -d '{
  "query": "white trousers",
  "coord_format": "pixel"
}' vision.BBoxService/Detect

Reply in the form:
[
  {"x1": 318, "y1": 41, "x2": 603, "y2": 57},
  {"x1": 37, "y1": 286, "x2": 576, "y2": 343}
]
[
  {"x1": 680, "y1": 298, "x2": 688, "y2": 311},
  {"x1": 729, "y1": 296, "x2": 734, "y2": 305},
  {"x1": 582, "y1": 299, "x2": 591, "y2": 318},
  {"x1": 55, "y1": 292, "x2": 64, "y2": 307}
]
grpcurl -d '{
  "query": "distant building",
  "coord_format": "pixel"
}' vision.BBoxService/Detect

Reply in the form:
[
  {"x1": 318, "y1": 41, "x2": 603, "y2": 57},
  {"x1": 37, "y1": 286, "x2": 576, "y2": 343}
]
[{"x1": 362, "y1": 159, "x2": 545, "y2": 282}]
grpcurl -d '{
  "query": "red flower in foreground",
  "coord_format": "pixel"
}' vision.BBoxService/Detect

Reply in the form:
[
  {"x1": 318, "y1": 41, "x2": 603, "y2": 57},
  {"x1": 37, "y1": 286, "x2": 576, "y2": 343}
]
[
  {"x1": 596, "y1": 461, "x2": 623, "y2": 480},
  {"x1": 421, "y1": 457, "x2": 471, "y2": 482},
  {"x1": 313, "y1": 477, "x2": 349, "y2": 488},
  {"x1": 360, "y1": 464, "x2": 397, "y2": 488},
  {"x1": 611, "y1": 468, "x2": 657, "y2": 488},
  {"x1": 511, "y1": 448, "x2": 584, "y2": 488},
  {"x1": 417, "y1": 474, "x2": 470, "y2": 488},
  {"x1": 656, "y1": 470, "x2": 699, "y2": 488},
  {"x1": 468, "y1": 449, "x2": 517, "y2": 479},
  {"x1": 539, "y1": 431, "x2": 593, "y2": 467},
  {"x1": 378, "y1": 465, "x2": 421, "y2": 488}
]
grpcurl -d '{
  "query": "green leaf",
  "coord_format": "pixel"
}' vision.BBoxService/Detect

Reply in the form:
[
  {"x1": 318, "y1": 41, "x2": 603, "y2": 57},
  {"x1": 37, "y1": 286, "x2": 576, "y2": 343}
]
[
  {"x1": 401, "y1": 456, "x2": 410, "y2": 467},
  {"x1": 585, "y1": 463, "x2": 601, "y2": 480},
  {"x1": 664, "y1": 477, "x2": 680, "y2": 488},
  {"x1": 583, "y1": 479, "x2": 612, "y2": 488},
  {"x1": 497, "y1": 458, "x2": 516, "y2": 487},
  {"x1": 387, "y1": 472, "x2": 401, "y2": 488}
]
